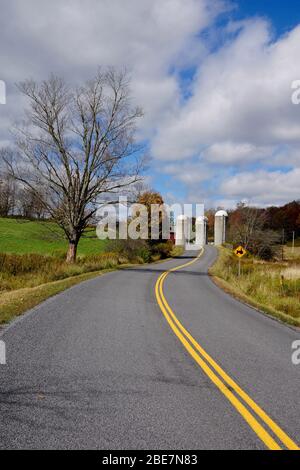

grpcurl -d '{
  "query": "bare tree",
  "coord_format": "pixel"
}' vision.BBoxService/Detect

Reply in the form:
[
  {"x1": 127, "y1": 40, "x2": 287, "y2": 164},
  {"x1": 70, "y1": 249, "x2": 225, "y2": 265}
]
[
  {"x1": 4, "y1": 69, "x2": 144, "y2": 262},
  {"x1": 228, "y1": 203, "x2": 280, "y2": 259},
  {"x1": 229, "y1": 204, "x2": 265, "y2": 250},
  {"x1": 0, "y1": 169, "x2": 16, "y2": 217},
  {"x1": 18, "y1": 186, "x2": 47, "y2": 219}
]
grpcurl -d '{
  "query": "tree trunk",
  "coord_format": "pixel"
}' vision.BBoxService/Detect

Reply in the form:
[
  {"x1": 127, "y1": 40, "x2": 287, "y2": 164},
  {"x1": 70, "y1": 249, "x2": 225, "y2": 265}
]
[{"x1": 66, "y1": 240, "x2": 78, "y2": 263}]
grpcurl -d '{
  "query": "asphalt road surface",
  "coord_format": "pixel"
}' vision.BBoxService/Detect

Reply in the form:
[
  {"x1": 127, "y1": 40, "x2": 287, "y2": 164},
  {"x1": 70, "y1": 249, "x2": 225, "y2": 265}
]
[{"x1": 0, "y1": 246, "x2": 299, "y2": 450}]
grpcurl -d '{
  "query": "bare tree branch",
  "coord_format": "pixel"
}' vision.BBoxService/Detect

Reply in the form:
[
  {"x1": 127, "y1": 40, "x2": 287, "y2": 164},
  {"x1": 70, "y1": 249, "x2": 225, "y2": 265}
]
[{"x1": 5, "y1": 68, "x2": 145, "y2": 262}]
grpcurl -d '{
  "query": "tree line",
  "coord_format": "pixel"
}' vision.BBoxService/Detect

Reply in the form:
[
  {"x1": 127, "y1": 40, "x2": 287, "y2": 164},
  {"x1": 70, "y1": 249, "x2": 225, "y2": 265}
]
[
  {"x1": 206, "y1": 201, "x2": 300, "y2": 259},
  {"x1": 0, "y1": 177, "x2": 46, "y2": 219}
]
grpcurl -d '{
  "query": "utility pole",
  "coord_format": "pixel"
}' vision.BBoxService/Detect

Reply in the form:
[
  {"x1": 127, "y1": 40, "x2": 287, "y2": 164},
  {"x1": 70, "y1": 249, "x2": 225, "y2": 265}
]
[
  {"x1": 292, "y1": 231, "x2": 295, "y2": 254},
  {"x1": 282, "y1": 228, "x2": 285, "y2": 261}
]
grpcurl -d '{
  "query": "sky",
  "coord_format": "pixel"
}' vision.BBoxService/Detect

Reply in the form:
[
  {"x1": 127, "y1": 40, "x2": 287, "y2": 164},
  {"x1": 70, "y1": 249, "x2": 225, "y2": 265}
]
[{"x1": 0, "y1": 0, "x2": 300, "y2": 209}]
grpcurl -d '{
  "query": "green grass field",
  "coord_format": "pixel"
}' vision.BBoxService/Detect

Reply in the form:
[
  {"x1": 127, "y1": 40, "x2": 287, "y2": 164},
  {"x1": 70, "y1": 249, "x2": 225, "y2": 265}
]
[{"x1": 0, "y1": 217, "x2": 107, "y2": 257}]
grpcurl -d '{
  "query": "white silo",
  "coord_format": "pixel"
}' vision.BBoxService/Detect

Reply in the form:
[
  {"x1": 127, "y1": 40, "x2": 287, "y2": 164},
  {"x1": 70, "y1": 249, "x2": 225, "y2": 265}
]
[
  {"x1": 195, "y1": 216, "x2": 208, "y2": 247},
  {"x1": 214, "y1": 210, "x2": 228, "y2": 246},
  {"x1": 175, "y1": 215, "x2": 189, "y2": 246}
]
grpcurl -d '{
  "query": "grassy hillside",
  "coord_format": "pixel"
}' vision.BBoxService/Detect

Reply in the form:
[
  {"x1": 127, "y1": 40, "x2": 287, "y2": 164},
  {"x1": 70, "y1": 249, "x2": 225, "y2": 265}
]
[{"x1": 0, "y1": 217, "x2": 107, "y2": 257}]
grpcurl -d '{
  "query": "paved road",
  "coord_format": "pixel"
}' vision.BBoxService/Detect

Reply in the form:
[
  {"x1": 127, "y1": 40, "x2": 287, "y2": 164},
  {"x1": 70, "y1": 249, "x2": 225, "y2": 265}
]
[{"x1": 0, "y1": 246, "x2": 299, "y2": 449}]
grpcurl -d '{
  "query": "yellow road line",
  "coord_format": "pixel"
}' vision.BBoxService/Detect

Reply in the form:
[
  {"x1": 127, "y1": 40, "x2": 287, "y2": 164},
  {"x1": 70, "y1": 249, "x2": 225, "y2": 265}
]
[
  {"x1": 155, "y1": 249, "x2": 299, "y2": 451},
  {"x1": 159, "y1": 270, "x2": 299, "y2": 450}
]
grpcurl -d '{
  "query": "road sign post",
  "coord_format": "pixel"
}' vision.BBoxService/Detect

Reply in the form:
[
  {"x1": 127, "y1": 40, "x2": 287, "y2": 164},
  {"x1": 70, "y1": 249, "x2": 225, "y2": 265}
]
[{"x1": 234, "y1": 246, "x2": 246, "y2": 277}]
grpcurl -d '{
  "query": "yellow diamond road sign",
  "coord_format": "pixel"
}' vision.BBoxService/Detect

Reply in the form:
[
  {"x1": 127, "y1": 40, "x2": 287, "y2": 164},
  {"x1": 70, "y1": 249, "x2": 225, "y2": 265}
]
[{"x1": 234, "y1": 246, "x2": 246, "y2": 258}]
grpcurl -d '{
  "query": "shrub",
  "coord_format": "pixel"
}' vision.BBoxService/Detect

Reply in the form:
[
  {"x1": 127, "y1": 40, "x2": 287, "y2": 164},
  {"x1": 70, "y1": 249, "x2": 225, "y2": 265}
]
[
  {"x1": 80, "y1": 252, "x2": 121, "y2": 270},
  {"x1": 0, "y1": 253, "x2": 59, "y2": 275},
  {"x1": 105, "y1": 239, "x2": 150, "y2": 263},
  {"x1": 150, "y1": 241, "x2": 173, "y2": 259}
]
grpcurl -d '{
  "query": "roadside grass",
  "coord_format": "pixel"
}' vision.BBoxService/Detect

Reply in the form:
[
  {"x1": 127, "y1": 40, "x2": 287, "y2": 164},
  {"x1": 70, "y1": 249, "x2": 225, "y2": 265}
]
[
  {"x1": 286, "y1": 237, "x2": 300, "y2": 247},
  {"x1": 0, "y1": 240, "x2": 183, "y2": 326},
  {"x1": 170, "y1": 246, "x2": 185, "y2": 257},
  {"x1": 209, "y1": 247, "x2": 300, "y2": 327},
  {"x1": 0, "y1": 217, "x2": 107, "y2": 256},
  {"x1": 0, "y1": 252, "x2": 129, "y2": 325},
  {"x1": 284, "y1": 245, "x2": 300, "y2": 262},
  {"x1": 0, "y1": 252, "x2": 125, "y2": 292}
]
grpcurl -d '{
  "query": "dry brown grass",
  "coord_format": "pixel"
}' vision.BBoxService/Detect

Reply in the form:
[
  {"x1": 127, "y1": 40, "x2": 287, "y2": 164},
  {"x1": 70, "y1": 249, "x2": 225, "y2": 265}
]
[
  {"x1": 0, "y1": 252, "x2": 129, "y2": 325},
  {"x1": 0, "y1": 243, "x2": 182, "y2": 326},
  {"x1": 281, "y1": 266, "x2": 300, "y2": 280},
  {"x1": 0, "y1": 252, "x2": 125, "y2": 293},
  {"x1": 210, "y1": 247, "x2": 300, "y2": 327},
  {"x1": 284, "y1": 246, "x2": 300, "y2": 262}
]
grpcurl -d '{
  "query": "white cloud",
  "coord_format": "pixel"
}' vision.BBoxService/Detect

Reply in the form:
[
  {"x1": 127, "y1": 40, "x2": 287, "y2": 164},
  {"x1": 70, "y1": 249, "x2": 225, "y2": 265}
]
[
  {"x1": 220, "y1": 168, "x2": 300, "y2": 205},
  {"x1": 1, "y1": 1, "x2": 300, "y2": 208},
  {"x1": 202, "y1": 141, "x2": 273, "y2": 164},
  {"x1": 0, "y1": 0, "x2": 225, "y2": 144},
  {"x1": 161, "y1": 161, "x2": 212, "y2": 184},
  {"x1": 149, "y1": 16, "x2": 300, "y2": 207},
  {"x1": 152, "y1": 19, "x2": 300, "y2": 160}
]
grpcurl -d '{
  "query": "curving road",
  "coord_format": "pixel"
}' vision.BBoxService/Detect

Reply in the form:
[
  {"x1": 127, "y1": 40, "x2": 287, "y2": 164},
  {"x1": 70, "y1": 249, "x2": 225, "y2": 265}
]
[{"x1": 0, "y1": 246, "x2": 299, "y2": 450}]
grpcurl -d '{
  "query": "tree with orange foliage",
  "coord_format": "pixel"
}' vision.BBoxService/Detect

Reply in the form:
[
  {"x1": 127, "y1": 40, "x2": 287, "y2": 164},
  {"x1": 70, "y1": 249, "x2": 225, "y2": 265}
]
[{"x1": 137, "y1": 191, "x2": 167, "y2": 243}]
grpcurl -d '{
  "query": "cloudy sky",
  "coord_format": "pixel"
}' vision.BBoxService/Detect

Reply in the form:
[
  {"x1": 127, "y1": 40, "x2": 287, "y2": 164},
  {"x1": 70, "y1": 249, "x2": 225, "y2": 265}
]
[{"x1": 0, "y1": 0, "x2": 300, "y2": 208}]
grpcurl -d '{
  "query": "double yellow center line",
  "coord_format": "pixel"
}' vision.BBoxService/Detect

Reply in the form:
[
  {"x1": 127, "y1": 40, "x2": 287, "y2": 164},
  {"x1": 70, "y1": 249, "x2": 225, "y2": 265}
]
[{"x1": 155, "y1": 249, "x2": 299, "y2": 451}]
